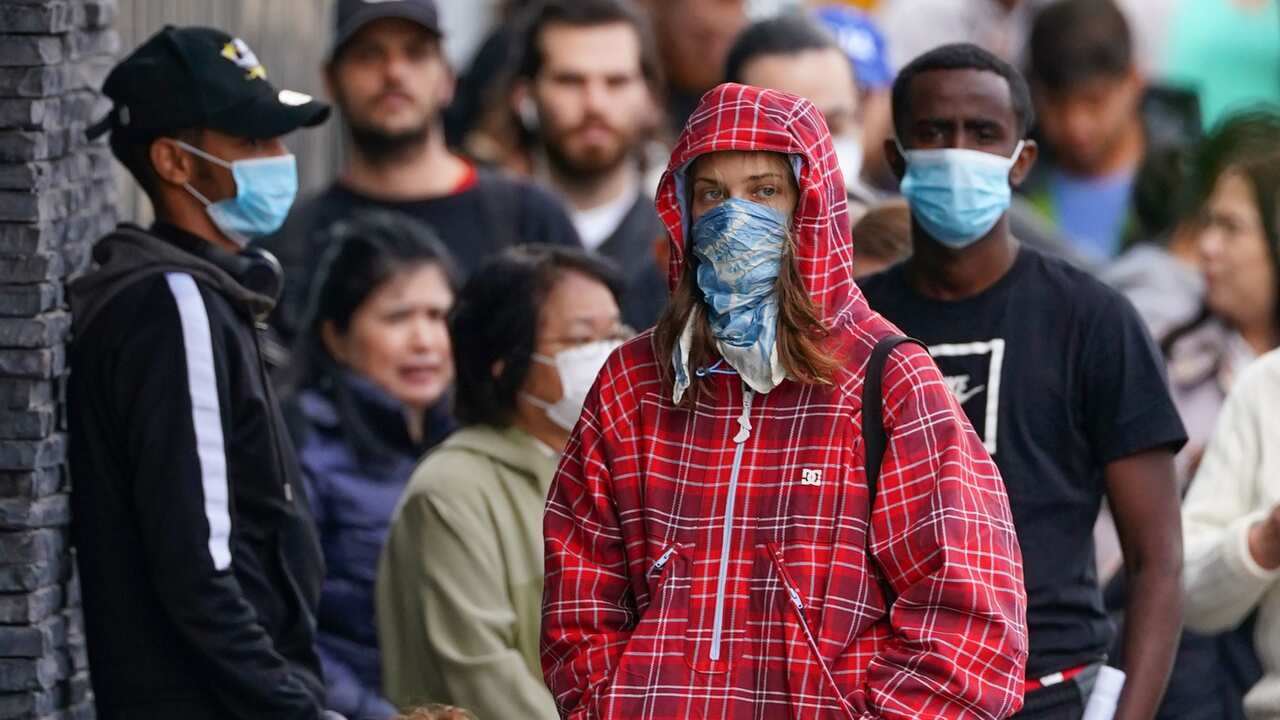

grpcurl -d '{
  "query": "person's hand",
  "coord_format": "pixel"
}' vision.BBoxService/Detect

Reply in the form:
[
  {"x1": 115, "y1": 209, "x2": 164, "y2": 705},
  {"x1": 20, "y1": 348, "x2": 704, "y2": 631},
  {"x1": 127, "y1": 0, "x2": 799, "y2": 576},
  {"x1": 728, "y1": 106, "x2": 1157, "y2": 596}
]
[{"x1": 1247, "y1": 504, "x2": 1280, "y2": 570}]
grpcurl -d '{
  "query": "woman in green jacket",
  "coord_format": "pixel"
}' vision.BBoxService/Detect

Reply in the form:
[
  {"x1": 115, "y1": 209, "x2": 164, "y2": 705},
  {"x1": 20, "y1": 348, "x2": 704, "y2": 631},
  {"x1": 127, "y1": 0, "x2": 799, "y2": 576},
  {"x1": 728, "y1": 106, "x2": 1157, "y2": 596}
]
[{"x1": 376, "y1": 245, "x2": 629, "y2": 719}]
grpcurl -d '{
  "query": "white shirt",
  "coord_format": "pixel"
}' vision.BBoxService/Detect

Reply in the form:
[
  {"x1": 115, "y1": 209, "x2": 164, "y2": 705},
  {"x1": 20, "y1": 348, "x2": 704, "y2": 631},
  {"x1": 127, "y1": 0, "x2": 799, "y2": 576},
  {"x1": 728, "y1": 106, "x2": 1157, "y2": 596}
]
[
  {"x1": 569, "y1": 184, "x2": 639, "y2": 252},
  {"x1": 1183, "y1": 348, "x2": 1280, "y2": 718}
]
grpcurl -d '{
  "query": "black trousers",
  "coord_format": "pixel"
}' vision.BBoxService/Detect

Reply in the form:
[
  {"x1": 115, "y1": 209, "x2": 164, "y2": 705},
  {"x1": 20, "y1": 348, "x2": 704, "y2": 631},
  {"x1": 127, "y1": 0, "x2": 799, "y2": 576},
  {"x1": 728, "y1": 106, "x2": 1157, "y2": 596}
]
[
  {"x1": 1011, "y1": 664, "x2": 1101, "y2": 720},
  {"x1": 1010, "y1": 681, "x2": 1086, "y2": 720}
]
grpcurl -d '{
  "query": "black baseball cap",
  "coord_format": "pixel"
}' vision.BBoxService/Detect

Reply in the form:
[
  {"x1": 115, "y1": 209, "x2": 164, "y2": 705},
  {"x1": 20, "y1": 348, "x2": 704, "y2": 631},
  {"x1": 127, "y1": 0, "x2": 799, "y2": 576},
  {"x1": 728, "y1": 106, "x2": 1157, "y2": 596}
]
[
  {"x1": 330, "y1": 0, "x2": 442, "y2": 60},
  {"x1": 87, "y1": 26, "x2": 330, "y2": 141}
]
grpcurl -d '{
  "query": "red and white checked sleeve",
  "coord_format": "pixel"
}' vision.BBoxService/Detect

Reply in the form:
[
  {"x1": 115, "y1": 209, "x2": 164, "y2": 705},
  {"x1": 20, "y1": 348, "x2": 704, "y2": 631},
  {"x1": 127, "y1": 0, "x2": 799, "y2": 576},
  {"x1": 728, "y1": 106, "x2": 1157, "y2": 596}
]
[
  {"x1": 541, "y1": 386, "x2": 634, "y2": 719},
  {"x1": 861, "y1": 346, "x2": 1028, "y2": 719}
]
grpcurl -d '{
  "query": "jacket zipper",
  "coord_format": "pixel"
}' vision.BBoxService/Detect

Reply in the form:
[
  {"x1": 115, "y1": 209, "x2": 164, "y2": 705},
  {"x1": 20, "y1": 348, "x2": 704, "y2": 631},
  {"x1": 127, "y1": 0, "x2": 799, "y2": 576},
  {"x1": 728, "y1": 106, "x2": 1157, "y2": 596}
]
[
  {"x1": 769, "y1": 547, "x2": 858, "y2": 719},
  {"x1": 251, "y1": 319, "x2": 293, "y2": 502},
  {"x1": 709, "y1": 385, "x2": 754, "y2": 662}
]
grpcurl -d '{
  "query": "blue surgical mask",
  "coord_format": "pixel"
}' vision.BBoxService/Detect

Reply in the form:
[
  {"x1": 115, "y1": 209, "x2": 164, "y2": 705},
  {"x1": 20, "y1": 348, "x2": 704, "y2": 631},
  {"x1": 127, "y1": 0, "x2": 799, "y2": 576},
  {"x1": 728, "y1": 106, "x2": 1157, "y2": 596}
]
[
  {"x1": 177, "y1": 141, "x2": 298, "y2": 246},
  {"x1": 679, "y1": 197, "x2": 788, "y2": 395},
  {"x1": 897, "y1": 140, "x2": 1024, "y2": 249}
]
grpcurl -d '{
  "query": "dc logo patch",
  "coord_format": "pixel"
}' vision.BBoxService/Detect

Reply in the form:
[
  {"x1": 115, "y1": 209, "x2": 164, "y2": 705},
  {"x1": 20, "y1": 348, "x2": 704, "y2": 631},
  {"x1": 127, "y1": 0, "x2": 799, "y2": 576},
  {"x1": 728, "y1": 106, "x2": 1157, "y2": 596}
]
[
  {"x1": 221, "y1": 38, "x2": 267, "y2": 80},
  {"x1": 800, "y1": 469, "x2": 822, "y2": 486}
]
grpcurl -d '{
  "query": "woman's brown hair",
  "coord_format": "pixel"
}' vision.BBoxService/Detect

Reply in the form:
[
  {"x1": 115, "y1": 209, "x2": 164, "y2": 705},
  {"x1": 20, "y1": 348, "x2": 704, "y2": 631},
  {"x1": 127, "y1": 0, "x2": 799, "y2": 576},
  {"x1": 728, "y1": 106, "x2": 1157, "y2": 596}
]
[{"x1": 652, "y1": 229, "x2": 842, "y2": 405}]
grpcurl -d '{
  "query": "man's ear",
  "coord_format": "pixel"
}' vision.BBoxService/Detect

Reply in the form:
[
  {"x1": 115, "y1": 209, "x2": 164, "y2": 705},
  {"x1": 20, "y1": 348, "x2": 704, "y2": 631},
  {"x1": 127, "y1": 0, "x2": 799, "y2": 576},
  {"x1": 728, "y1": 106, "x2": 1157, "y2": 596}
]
[
  {"x1": 1009, "y1": 139, "x2": 1039, "y2": 187},
  {"x1": 883, "y1": 137, "x2": 906, "y2": 181},
  {"x1": 321, "y1": 320, "x2": 348, "y2": 366},
  {"x1": 1123, "y1": 65, "x2": 1147, "y2": 108},
  {"x1": 510, "y1": 80, "x2": 531, "y2": 121},
  {"x1": 322, "y1": 61, "x2": 338, "y2": 103},
  {"x1": 149, "y1": 137, "x2": 197, "y2": 188},
  {"x1": 510, "y1": 81, "x2": 541, "y2": 133},
  {"x1": 438, "y1": 63, "x2": 457, "y2": 109}
]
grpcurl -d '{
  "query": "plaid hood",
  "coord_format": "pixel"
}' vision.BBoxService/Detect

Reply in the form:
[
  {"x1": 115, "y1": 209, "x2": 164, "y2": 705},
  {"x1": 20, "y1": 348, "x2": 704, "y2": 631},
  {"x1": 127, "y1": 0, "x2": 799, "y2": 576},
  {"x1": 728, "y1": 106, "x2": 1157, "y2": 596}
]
[{"x1": 657, "y1": 83, "x2": 861, "y2": 329}]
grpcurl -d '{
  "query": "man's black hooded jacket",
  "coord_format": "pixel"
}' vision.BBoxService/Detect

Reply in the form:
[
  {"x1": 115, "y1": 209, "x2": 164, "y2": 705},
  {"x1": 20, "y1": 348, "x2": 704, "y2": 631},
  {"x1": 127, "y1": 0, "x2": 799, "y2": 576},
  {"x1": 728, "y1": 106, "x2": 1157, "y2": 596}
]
[{"x1": 67, "y1": 223, "x2": 326, "y2": 720}]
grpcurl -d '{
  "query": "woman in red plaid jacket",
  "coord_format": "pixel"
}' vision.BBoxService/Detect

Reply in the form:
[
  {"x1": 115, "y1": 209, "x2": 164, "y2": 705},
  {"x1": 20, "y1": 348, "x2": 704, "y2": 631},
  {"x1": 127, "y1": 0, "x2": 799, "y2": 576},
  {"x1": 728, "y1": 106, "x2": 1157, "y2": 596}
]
[{"x1": 541, "y1": 83, "x2": 1028, "y2": 720}]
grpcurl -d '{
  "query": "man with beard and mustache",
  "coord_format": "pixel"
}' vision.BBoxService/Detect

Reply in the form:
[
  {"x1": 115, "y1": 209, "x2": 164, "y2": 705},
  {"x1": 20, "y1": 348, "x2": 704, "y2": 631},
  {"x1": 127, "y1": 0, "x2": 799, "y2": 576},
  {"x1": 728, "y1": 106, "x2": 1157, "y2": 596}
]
[
  {"x1": 510, "y1": 0, "x2": 668, "y2": 329},
  {"x1": 260, "y1": 0, "x2": 581, "y2": 348}
]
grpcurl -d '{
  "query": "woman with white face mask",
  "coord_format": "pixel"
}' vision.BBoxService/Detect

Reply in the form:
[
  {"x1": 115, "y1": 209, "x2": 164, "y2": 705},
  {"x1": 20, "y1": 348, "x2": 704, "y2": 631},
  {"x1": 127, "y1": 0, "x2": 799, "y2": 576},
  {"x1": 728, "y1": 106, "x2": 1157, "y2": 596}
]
[{"x1": 377, "y1": 244, "x2": 627, "y2": 720}]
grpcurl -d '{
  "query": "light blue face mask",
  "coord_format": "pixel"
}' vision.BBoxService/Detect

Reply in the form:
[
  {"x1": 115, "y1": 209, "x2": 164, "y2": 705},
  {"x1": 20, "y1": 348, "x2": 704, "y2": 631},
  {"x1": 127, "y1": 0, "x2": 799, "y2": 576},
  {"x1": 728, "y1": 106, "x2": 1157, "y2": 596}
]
[
  {"x1": 177, "y1": 140, "x2": 298, "y2": 246},
  {"x1": 676, "y1": 197, "x2": 788, "y2": 396},
  {"x1": 897, "y1": 140, "x2": 1024, "y2": 249}
]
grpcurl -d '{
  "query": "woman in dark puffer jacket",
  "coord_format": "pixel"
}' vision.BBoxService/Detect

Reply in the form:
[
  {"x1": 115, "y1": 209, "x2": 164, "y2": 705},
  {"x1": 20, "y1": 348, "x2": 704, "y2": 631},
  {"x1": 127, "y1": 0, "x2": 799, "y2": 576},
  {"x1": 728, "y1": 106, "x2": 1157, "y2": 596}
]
[{"x1": 283, "y1": 210, "x2": 459, "y2": 720}]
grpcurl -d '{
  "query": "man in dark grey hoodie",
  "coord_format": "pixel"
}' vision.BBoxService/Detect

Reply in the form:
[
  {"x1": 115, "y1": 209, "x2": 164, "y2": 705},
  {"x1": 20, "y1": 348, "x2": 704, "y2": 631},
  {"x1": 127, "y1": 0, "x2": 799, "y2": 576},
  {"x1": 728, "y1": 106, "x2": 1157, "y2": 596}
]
[{"x1": 69, "y1": 26, "x2": 339, "y2": 720}]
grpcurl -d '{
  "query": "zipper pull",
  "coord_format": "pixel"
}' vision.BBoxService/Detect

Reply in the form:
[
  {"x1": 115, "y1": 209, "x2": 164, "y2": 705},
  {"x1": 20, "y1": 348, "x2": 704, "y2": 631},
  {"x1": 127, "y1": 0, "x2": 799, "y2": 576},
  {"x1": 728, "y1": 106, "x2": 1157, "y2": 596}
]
[
  {"x1": 284, "y1": 483, "x2": 293, "y2": 502},
  {"x1": 787, "y1": 585, "x2": 805, "y2": 611},
  {"x1": 733, "y1": 388, "x2": 754, "y2": 443},
  {"x1": 650, "y1": 545, "x2": 678, "y2": 576}
]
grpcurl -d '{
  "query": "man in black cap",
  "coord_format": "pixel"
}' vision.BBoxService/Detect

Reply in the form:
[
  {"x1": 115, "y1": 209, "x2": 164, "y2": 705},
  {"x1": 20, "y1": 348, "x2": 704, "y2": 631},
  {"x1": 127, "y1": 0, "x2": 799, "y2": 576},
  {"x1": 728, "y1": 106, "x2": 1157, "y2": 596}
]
[
  {"x1": 69, "y1": 25, "x2": 342, "y2": 720},
  {"x1": 259, "y1": 0, "x2": 583, "y2": 349}
]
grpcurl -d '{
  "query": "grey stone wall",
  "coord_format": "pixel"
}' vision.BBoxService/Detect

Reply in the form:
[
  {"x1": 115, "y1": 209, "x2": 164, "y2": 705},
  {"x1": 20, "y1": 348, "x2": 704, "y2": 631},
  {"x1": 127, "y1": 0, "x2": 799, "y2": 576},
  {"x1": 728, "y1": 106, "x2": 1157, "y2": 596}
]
[{"x1": 0, "y1": 1, "x2": 119, "y2": 717}]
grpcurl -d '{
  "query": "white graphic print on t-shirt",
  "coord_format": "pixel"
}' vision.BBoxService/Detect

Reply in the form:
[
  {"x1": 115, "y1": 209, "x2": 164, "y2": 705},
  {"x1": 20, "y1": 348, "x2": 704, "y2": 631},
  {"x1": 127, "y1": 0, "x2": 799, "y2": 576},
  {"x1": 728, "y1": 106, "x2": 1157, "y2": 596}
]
[{"x1": 929, "y1": 339, "x2": 1005, "y2": 455}]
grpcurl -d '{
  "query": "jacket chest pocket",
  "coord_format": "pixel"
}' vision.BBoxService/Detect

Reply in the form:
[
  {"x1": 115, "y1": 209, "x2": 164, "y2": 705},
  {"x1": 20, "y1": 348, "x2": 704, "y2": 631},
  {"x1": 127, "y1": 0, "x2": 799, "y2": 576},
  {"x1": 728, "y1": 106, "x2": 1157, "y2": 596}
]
[{"x1": 774, "y1": 461, "x2": 849, "y2": 545}]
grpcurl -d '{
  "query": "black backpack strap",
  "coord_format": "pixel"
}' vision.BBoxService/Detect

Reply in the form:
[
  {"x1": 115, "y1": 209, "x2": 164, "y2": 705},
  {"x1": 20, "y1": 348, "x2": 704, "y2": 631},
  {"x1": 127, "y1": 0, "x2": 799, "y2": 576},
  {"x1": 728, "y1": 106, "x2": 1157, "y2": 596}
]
[
  {"x1": 862, "y1": 335, "x2": 928, "y2": 507},
  {"x1": 861, "y1": 334, "x2": 928, "y2": 604}
]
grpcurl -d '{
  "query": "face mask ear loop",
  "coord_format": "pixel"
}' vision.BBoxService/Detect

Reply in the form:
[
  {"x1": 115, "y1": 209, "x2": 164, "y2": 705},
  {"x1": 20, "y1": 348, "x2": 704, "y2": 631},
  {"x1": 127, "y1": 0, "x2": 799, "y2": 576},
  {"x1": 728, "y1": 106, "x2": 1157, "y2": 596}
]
[
  {"x1": 1007, "y1": 140, "x2": 1027, "y2": 183},
  {"x1": 175, "y1": 139, "x2": 232, "y2": 209},
  {"x1": 173, "y1": 139, "x2": 232, "y2": 169},
  {"x1": 183, "y1": 182, "x2": 214, "y2": 207},
  {"x1": 182, "y1": 179, "x2": 251, "y2": 247},
  {"x1": 521, "y1": 392, "x2": 554, "y2": 412}
]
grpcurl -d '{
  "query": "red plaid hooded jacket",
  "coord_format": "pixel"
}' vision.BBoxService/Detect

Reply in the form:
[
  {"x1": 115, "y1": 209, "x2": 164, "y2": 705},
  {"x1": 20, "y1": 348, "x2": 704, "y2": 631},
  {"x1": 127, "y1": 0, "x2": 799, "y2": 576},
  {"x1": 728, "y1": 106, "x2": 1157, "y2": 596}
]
[{"x1": 541, "y1": 84, "x2": 1027, "y2": 720}]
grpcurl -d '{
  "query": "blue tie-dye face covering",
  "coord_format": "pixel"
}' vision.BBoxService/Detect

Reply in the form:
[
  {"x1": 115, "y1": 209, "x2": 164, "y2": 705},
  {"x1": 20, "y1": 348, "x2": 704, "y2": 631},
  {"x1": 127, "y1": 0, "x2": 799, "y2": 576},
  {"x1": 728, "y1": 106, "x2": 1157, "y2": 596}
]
[
  {"x1": 671, "y1": 197, "x2": 789, "y2": 400},
  {"x1": 691, "y1": 198, "x2": 787, "y2": 349}
]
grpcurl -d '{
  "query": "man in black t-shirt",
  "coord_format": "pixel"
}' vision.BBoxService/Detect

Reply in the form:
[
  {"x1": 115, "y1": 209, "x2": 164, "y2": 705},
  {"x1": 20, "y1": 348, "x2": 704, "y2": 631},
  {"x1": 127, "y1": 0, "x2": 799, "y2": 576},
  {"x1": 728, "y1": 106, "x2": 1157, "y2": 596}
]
[
  {"x1": 859, "y1": 44, "x2": 1186, "y2": 719},
  {"x1": 259, "y1": 0, "x2": 581, "y2": 346}
]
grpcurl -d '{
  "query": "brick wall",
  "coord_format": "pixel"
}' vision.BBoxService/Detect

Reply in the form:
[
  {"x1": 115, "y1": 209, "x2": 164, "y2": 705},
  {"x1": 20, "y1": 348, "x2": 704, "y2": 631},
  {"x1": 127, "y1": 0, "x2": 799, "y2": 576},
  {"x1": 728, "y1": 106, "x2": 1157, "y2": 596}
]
[{"x1": 0, "y1": 1, "x2": 119, "y2": 717}]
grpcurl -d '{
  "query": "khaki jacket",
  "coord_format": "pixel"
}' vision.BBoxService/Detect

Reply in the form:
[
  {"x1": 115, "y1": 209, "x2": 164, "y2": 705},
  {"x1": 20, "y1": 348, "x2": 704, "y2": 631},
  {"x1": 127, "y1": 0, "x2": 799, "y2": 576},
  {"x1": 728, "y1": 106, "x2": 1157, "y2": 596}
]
[{"x1": 377, "y1": 424, "x2": 559, "y2": 719}]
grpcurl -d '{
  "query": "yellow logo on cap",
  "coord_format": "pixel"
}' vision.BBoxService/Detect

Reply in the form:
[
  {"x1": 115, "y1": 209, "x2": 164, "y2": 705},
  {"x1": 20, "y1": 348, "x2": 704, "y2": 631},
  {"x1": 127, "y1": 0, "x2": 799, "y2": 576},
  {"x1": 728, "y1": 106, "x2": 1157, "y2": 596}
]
[{"x1": 221, "y1": 38, "x2": 267, "y2": 80}]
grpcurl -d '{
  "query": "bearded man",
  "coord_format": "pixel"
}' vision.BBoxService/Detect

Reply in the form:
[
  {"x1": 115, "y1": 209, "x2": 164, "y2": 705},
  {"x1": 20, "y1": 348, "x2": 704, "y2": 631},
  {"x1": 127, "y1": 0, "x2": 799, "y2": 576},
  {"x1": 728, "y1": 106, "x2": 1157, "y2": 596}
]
[
  {"x1": 510, "y1": 0, "x2": 669, "y2": 329},
  {"x1": 260, "y1": 0, "x2": 581, "y2": 347}
]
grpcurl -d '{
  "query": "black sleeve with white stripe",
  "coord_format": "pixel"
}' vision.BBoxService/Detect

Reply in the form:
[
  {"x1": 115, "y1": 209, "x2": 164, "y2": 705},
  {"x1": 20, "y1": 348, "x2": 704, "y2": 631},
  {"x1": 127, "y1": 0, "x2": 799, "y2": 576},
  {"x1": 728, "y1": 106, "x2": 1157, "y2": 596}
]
[{"x1": 114, "y1": 274, "x2": 321, "y2": 720}]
